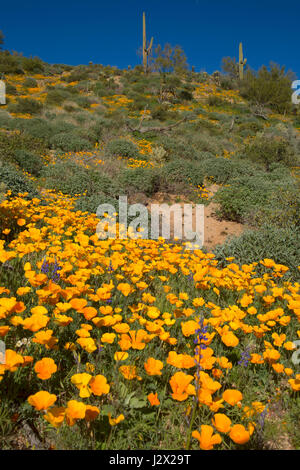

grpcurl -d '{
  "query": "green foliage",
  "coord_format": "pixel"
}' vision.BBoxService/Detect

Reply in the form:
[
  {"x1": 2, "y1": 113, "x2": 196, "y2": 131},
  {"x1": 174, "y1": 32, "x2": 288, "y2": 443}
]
[
  {"x1": 0, "y1": 51, "x2": 23, "y2": 74},
  {"x1": 200, "y1": 157, "x2": 256, "y2": 184},
  {"x1": 49, "y1": 132, "x2": 94, "y2": 152},
  {"x1": 161, "y1": 159, "x2": 205, "y2": 188},
  {"x1": 13, "y1": 149, "x2": 43, "y2": 176},
  {"x1": 243, "y1": 131, "x2": 297, "y2": 170},
  {"x1": 22, "y1": 56, "x2": 44, "y2": 73},
  {"x1": 150, "y1": 43, "x2": 188, "y2": 74},
  {"x1": 105, "y1": 139, "x2": 140, "y2": 159},
  {"x1": 75, "y1": 193, "x2": 118, "y2": 214},
  {"x1": 240, "y1": 63, "x2": 294, "y2": 114},
  {"x1": 41, "y1": 161, "x2": 119, "y2": 198},
  {"x1": 119, "y1": 167, "x2": 159, "y2": 196},
  {"x1": 0, "y1": 162, "x2": 38, "y2": 198},
  {"x1": 46, "y1": 89, "x2": 68, "y2": 106},
  {"x1": 23, "y1": 77, "x2": 38, "y2": 88},
  {"x1": 6, "y1": 83, "x2": 18, "y2": 95},
  {"x1": 214, "y1": 224, "x2": 300, "y2": 281},
  {"x1": 8, "y1": 97, "x2": 43, "y2": 115},
  {"x1": 0, "y1": 131, "x2": 47, "y2": 161},
  {"x1": 214, "y1": 172, "x2": 299, "y2": 227}
]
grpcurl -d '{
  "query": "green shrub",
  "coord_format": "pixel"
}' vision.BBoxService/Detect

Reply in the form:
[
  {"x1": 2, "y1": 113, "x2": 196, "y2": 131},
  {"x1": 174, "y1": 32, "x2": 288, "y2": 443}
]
[
  {"x1": 8, "y1": 97, "x2": 43, "y2": 115},
  {"x1": 22, "y1": 56, "x2": 44, "y2": 73},
  {"x1": 6, "y1": 83, "x2": 18, "y2": 95},
  {"x1": 243, "y1": 133, "x2": 296, "y2": 170},
  {"x1": 0, "y1": 162, "x2": 38, "y2": 198},
  {"x1": 157, "y1": 136, "x2": 196, "y2": 161},
  {"x1": 214, "y1": 173, "x2": 299, "y2": 226},
  {"x1": 106, "y1": 139, "x2": 140, "y2": 159},
  {"x1": 214, "y1": 224, "x2": 300, "y2": 281},
  {"x1": 240, "y1": 63, "x2": 293, "y2": 114},
  {"x1": 75, "y1": 193, "x2": 118, "y2": 214},
  {"x1": 119, "y1": 167, "x2": 159, "y2": 197},
  {"x1": 200, "y1": 157, "x2": 256, "y2": 184},
  {"x1": 49, "y1": 132, "x2": 93, "y2": 152},
  {"x1": 0, "y1": 131, "x2": 47, "y2": 161},
  {"x1": 46, "y1": 89, "x2": 68, "y2": 106},
  {"x1": 13, "y1": 149, "x2": 43, "y2": 176},
  {"x1": 207, "y1": 95, "x2": 226, "y2": 107},
  {"x1": 23, "y1": 77, "x2": 38, "y2": 88},
  {"x1": 0, "y1": 51, "x2": 23, "y2": 74},
  {"x1": 41, "y1": 161, "x2": 119, "y2": 197},
  {"x1": 161, "y1": 160, "x2": 205, "y2": 187}
]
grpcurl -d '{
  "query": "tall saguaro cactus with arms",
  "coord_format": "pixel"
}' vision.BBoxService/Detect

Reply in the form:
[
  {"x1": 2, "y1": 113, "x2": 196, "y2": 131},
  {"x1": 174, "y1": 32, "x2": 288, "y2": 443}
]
[
  {"x1": 239, "y1": 42, "x2": 247, "y2": 80},
  {"x1": 143, "y1": 12, "x2": 153, "y2": 73}
]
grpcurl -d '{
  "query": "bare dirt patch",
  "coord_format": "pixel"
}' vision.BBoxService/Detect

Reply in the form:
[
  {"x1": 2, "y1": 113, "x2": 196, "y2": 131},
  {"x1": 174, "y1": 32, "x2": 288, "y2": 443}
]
[{"x1": 146, "y1": 184, "x2": 245, "y2": 250}]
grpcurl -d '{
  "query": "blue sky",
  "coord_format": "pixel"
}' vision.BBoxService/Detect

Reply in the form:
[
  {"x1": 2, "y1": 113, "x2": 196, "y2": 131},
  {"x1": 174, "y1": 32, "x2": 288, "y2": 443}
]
[{"x1": 1, "y1": 0, "x2": 299, "y2": 77}]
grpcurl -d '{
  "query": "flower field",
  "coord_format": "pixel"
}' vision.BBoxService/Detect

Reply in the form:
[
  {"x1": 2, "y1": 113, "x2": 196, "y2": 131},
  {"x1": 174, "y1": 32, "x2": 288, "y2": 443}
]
[{"x1": 0, "y1": 191, "x2": 299, "y2": 449}]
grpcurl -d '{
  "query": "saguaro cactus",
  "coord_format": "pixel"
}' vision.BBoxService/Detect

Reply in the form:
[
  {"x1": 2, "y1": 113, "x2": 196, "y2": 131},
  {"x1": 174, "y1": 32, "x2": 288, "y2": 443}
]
[
  {"x1": 143, "y1": 12, "x2": 153, "y2": 73},
  {"x1": 239, "y1": 42, "x2": 247, "y2": 80}
]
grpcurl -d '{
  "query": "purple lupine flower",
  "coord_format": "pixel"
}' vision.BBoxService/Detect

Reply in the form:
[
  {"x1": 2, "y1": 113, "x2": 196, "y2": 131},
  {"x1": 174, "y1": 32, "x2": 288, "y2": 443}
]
[
  {"x1": 238, "y1": 346, "x2": 251, "y2": 367},
  {"x1": 41, "y1": 257, "x2": 49, "y2": 274},
  {"x1": 258, "y1": 405, "x2": 268, "y2": 430}
]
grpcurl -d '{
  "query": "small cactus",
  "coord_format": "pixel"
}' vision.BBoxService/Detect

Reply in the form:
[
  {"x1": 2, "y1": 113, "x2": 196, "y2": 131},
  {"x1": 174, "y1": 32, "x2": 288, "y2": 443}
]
[
  {"x1": 239, "y1": 42, "x2": 247, "y2": 80},
  {"x1": 143, "y1": 12, "x2": 153, "y2": 73}
]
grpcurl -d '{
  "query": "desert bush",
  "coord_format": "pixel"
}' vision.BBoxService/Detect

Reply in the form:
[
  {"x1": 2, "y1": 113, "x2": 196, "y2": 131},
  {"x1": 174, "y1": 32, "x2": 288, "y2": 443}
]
[
  {"x1": 0, "y1": 131, "x2": 47, "y2": 161},
  {"x1": 200, "y1": 157, "x2": 256, "y2": 184},
  {"x1": 207, "y1": 95, "x2": 226, "y2": 107},
  {"x1": 49, "y1": 132, "x2": 93, "y2": 152},
  {"x1": 0, "y1": 51, "x2": 23, "y2": 74},
  {"x1": 214, "y1": 173, "x2": 298, "y2": 226},
  {"x1": 13, "y1": 149, "x2": 43, "y2": 176},
  {"x1": 23, "y1": 77, "x2": 38, "y2": 88},
  {"x1": 161, "y1": 160, "x2": 205, "y2": 187},
  {"x1": 105, "y1": 139, "x2": 140, "y2": 159},
  {"x1": 243, "y1": 132, "x2": 297, "y2": 170},
  {"x1": 0, "y1": 162, "x2": 38, "y2": 198},
  {"x1": 46, "y1": 89, "x2": 68, "y2": 106},
  {"x1": 41, "y1": 161, "x2": 119, "y2": 197},
  {"x1": 119, "y1": 167, "x2": 159, "y2": 197},
  {"x1": 75, "y1": 193, "x2": 118, "y2": 214},
  {"x1": 8, "y1": 97, "x2": 43, "y2": 115},
  {"x1": 240, "y1": 63, "x2": 293, "y2": 114},
  {"x1": 22, "y1": 56, "x2": 44, "y2": 73},
  {"x1": 157, "y1": 136, "x2": 196, "y2": 161},
  {"x1": 6, "y1": 83, "x2": 18, "y2": 95},
  {"x1": 214, "y1": 224, "x2": 300, "y2": 281}
]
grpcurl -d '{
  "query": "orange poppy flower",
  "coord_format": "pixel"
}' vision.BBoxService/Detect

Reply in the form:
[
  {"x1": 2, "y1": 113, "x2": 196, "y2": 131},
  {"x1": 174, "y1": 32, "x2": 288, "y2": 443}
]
[
  {"x1": 222, "y1": 389, "x2": 243, "y2": 406},
  {"x1": 89, "y1": 374, "x2": 110, "y2": 396},
  {"x1": 212, "y1": 413, "x2": 232, "y2": 433},
  {"x1": 4, "y1": 349, "x2": 24, "y2": 371},
  {"x1": 144, "y1": 357, "x2": 163, "y2": 376},
  {"x1": 192, "y1": 425, "x2": 222, "y2": 450},
  {"x1": 108, "y1": 413, "x2": 125, "y2": 426},
  {"x1": 169, "y1": 371, "x2": 195, "y2": 401},
  {"x1": 85, "y1": 405, "x2": 100, "y2": 422},
  {"x1": 34, "y1": 357, "x2": 57, "y2": 380},
  {"x1": 44, "y1": 407, "x2": 65, "y2": 428},
  {"x1": 28, "y1": 391, "x2": 57, "y2": 410},
  {"x1": 229, "y1": 424, "x2": 251, "y2": 445},
  {"x1": 71, "y1": 373, "x2": 93, "y2": 397},
  {"x1": 119, "y1": 365, "x2": 141, "y2": 381},
  {"x1": 148, "y1": 392, "x2": 160, "y2": 406},
  {"x1": 65, "y1": 400, "x2": 87, "y2": 426}
]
